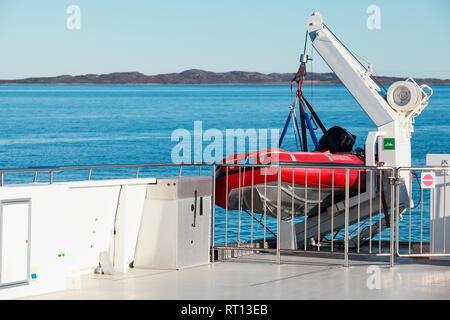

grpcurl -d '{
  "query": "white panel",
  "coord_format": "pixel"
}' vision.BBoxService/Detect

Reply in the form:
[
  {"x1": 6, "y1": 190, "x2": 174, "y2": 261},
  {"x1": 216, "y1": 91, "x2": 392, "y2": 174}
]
[
  {"x1": 1, "y1": 202, "x2": 29, "y2": 285},
  {"x1": 426, "y1": 154, "x2": 450, "y2": 166},
  {"x1": 122, "y1": 185, "x2": 147, "y2": 266},
  {"x1": 133, "y1": 199, "x2": 178, "y2": 269},
  {"x1": 177, "y1": 197, "x2": 211, "y2": 268},
  {"x1": 133, "y1": 178, "x2": 211, "y2": 270},
  {"x1": 177, "y1": 198, "x2": 196, "y2": 268},
  {"x1": 64, "y1": 186, "x2": 120, "y2": 269},
  {"x1": 427, "y1": 154, "x2": 450, "y2": 258}
]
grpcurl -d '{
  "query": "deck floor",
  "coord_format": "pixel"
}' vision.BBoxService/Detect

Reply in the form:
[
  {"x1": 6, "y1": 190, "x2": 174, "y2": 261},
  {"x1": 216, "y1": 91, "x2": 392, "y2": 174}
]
[{"x1": 23, "y1": 253, "x2": 450, "y2": 300}]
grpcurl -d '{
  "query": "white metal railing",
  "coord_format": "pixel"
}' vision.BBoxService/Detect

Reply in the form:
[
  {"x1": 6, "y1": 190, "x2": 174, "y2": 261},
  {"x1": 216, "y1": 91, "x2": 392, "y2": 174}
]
[
  {"x1": 0, "y1": 163, "x2": 206, "y2": 186},
  {"x1": 395, "y1": 167, "x2": 450, "y2": 258},
  {"x1": 210, "y1": 162, "x2": 395, "y2": 267},
  {"x1": 1, "y1": 162, "x2": 448, "y2": 266}
]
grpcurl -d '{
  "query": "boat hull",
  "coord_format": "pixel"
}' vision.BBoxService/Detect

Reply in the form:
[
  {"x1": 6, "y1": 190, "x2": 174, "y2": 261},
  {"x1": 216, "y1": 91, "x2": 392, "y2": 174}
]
[{"x1": 215, "y1": 148, "x2": 365, "y2": 219}]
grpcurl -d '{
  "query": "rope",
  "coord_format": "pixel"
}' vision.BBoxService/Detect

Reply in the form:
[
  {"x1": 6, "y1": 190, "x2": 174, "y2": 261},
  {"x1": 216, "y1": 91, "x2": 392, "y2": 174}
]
[
  {"x1": 244, "y1": 209, "x2": 277, "y2": 238},
  {"x1": 411, "y1": 171, "x2": 422, "y2": 210}
]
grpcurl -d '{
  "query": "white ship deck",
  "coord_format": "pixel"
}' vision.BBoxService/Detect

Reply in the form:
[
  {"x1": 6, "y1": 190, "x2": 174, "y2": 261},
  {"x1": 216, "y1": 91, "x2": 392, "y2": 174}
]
[{"x1": 23, "y1": 253, "x2": 450, "y2": 300}]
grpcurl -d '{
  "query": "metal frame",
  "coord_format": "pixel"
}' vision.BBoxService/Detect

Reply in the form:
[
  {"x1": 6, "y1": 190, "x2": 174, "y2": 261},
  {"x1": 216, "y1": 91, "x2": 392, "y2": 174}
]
[
  {"x1": 0, "y1": 198, "x2": 32, "y2": 288},
  {"x1": 209, "y1": 162, "x2": 396, "y2": 267},
  {"x1": 395, "y1": 166, "x2": 450, "y2": 258},
  {"x1": 0, "y1": 161, "x2": 447, "y2": 267}
]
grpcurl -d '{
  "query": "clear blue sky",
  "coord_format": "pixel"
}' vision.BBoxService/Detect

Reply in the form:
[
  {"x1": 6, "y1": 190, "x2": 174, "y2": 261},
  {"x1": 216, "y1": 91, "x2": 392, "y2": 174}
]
[{"x1": 0, "y1": 0, "x2": 449, "y2": 79}]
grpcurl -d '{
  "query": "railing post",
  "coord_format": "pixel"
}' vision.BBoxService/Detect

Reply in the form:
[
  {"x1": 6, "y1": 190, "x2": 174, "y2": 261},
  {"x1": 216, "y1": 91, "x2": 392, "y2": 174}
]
[
  {"x1": 251, "y1": 166, "x2": 254, "y2": 249},
  {"x1": 237, "y1": 167, "x2": 241, "y2": 245},
  {"x1": 395, "y1": 171, "x2": 401, "y2": 259},
  {"x1": 389, "y1": 170, "x2": 396, "y2": 267},
  {"x1": 344, "y1": 168, "x2": 349, "y2": 267},
  {"x1": 50, "y1": 171, "x2": 54, "y2": 184},
  {"x1": 135, "y1": 167, "x2": 140, "y2": 178},
  {"x1": 431, "y1": 186, "x2": 435, "y2": 254},
  {"x1": 443, "y1": 169, "x2": 447, "y2": 254},
  {"x1": 211, "y1": 164, "x2": 216, "y2": 263},
  {"x1": 225, "y1": 166, "x2": 229, "y2": 247},
  {"x1": 276, "y1": 164, "x2": 282, "y2": 264}
]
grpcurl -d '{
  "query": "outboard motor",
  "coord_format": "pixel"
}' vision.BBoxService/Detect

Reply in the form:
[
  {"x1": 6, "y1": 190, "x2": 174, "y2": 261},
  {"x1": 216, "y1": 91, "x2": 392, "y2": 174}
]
[{"x1": 319, "y1": 126, "x2": 356, "y2": 153}]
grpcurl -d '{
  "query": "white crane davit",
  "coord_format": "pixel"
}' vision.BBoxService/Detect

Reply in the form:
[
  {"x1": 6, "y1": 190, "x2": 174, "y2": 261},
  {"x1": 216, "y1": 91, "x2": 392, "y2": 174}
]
[
  {"x1": 214, "y1": 12, "x2": 434, "y2": 247},
  {"x1": 306, "y1": 12, "x2": 433, "y2": 203}
]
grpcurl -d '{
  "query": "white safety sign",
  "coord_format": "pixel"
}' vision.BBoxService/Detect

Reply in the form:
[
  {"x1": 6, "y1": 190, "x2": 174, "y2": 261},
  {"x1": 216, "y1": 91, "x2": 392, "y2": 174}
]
[{"x1": 421, "y1": 172, "x2": 435, "y2": 189}]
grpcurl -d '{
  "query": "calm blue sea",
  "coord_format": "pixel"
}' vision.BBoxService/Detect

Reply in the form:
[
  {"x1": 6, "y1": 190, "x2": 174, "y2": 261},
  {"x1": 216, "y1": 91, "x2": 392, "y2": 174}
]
[{"x1": 0, "y1": 84, "x2": 449, "y2": 244}]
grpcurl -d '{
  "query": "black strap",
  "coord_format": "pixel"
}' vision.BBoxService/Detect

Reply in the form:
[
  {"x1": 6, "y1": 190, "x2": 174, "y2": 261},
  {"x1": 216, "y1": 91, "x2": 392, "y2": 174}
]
[{"x1": 302, "y1": 96, "x2": 340, "y2": 153}]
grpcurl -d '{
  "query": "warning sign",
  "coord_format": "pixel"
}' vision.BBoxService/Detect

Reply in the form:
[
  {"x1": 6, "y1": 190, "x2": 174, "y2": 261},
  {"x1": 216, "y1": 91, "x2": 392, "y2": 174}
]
[{"x1": 421, "y1": 172, "x2": 435, "y2": 189}]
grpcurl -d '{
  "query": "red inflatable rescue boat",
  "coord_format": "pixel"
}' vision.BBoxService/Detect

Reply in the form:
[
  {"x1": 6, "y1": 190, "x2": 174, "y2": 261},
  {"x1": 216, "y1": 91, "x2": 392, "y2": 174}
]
[{"x1": 215, "y1": 148, "x2": 365, "y2": 220}]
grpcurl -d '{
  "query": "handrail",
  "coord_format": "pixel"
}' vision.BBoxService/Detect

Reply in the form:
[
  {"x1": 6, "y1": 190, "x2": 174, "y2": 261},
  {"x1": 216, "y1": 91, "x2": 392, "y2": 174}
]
[
  {"x1": 0, "y1": 162, "x2": 394, "y2": 173},
  {"x1": 3, "y1": 161, "x2": 448, "y2": 265},
  {"x1": 394, "y1": 166, "x2": 449, "y2": 258},
  {"x1": 0, "y1": 162, "x2": 393, "y2": 178}
]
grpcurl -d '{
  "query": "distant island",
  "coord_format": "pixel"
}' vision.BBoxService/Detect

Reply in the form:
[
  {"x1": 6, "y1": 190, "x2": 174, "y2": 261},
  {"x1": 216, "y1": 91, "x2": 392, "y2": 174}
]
[{"x1": 1, "y1": 69, "x2": 449, "y2": 85}]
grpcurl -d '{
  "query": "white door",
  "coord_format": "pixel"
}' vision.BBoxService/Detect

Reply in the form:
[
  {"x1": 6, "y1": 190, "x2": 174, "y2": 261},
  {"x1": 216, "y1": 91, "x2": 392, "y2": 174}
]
[
  {"x1": 0, "y1": 201, "x2": 30, "y2": 286},
  {"x1": 177, "y1": 196, "x2": 210, "y2": 268}
]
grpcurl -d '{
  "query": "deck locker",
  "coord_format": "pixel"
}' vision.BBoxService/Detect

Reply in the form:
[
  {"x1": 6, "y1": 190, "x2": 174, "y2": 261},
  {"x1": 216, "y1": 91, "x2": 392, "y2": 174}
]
[{"x1": 133, "y1": 177, "x2": 212, "y2": 270}]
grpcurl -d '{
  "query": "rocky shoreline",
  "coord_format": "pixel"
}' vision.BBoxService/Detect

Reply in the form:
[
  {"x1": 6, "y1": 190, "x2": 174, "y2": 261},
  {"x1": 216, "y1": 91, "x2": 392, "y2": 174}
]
[{"x1": 1, "y1": 69, "x2": 448, "y2": 85}]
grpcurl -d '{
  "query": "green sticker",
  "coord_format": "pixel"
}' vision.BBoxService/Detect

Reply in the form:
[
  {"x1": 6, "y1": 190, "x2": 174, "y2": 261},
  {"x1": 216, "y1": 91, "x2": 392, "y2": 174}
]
[{"x1": 383, "y1": 138, "x2": 395, "y2": 150}]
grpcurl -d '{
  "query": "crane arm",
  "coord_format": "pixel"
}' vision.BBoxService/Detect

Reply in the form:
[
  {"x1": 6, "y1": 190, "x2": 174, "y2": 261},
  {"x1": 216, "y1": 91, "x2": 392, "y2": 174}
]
[
  {"x1": 304, "y1": 12, "x2": 433, "y2": 207},
  {"x1": 306, "y1": 12, "x2": 397, "y2": 128}
]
